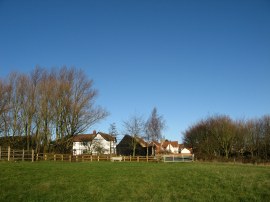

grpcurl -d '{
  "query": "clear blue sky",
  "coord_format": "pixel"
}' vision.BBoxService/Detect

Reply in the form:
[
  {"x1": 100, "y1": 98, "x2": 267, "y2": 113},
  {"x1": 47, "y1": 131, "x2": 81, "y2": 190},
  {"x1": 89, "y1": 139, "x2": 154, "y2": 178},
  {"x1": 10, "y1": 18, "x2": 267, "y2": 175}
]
[{"x1": 0, "y1": 0, "x2": 270, "y2": 142}]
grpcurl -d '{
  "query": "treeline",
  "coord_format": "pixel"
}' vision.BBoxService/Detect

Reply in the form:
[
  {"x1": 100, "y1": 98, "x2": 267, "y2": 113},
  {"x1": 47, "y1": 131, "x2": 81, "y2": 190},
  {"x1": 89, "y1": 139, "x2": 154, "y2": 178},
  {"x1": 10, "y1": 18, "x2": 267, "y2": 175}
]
[
  {"x1": 0, "y1": 67, "x2": 108, "y2": 153},
  {"x1": 183, "y1": 115, "x2": 270, "y2": 162}
]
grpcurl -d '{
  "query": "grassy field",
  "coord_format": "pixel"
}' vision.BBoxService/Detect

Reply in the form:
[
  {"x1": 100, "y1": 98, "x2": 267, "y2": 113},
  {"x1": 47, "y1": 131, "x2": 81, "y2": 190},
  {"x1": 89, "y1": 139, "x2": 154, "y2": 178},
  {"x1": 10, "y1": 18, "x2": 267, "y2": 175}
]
[{"x1": 0, "y1": 161, "x2": 269, "y2": 202}]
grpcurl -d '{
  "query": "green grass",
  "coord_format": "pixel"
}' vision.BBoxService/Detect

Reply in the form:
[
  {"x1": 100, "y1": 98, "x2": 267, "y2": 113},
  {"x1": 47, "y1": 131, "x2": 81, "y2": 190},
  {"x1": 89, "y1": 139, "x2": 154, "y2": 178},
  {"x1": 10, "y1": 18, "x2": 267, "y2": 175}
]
[{"x1": 0, "y1": 161, "x2": 270, "y2": 201}]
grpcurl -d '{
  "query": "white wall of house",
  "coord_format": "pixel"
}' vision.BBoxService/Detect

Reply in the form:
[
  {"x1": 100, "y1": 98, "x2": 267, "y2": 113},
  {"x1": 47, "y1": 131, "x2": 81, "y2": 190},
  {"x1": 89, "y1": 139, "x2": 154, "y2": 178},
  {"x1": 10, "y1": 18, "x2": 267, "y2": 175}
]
[
  {"x1": 165, "y1": 144, "x2": 179, "y2": 154},
  {"x1": 73, "y1": 142, "x2": 88, "y2": 155}
]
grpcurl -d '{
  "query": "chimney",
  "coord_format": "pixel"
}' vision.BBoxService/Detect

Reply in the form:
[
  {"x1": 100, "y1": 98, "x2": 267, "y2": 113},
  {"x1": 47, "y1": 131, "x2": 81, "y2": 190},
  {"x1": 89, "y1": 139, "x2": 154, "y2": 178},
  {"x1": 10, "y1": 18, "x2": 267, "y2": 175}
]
[{"x1": 93, "y1": 130, "x2": 96, "y2": 135}]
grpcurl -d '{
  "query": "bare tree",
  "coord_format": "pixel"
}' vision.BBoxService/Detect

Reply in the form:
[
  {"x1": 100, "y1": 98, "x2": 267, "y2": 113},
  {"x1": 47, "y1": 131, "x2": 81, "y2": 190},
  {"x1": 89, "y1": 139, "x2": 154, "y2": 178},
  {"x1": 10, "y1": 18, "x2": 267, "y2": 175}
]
[
  {"x1": 109, "y1": 122, "x2": 118, "y2": 139},
  {"x1": 53, "y1": 67, "x2": 70, "y2": 140},
  {"x1": 52, "y1": 67, "x2": 109, "y2": 152},
  {"x1": 144, "y1": 107, "x2": 165, "y2": 157},
  {"x1": 35, "y1": 71, "x2": 55, "y2": 153},
  {"x1": 242, "y1": 119, "x2": 260, "y2": 158},
  {"x1": 0, "y1": 80, "x2": 10, "y2": 136},
  {"x1": 17, "y1": 74, "x2": 32, "y2": 150},
  {"x1": 28, "y1": 67, "x2": 43, "y2": 152},
  {"x1": 7, "y1": 73, "x2": 24, "y2": 138},
  {"x1": 123, "y1": 114, "x2": 145, "y2": 157},
  {"x1": 61, "y1": 67, "x2": 109, "y2": 137},
  {"x1": 145, "y1": 107, "x2": 165, "y2": 141},
  {"x1": 108, "y1": 122, "x2": 118, "y2": 155},
  {"x1": 0, "y1": 79, "x2": 13, "y2": 139},
  {"x1": 92, "y1": 139, "x2": 107, "y2": 155},
  {"x1": 80, "y1": 137, "x2": 107, "y2": 155},
  {"x1": 260, "y1": 115, "x2": 270, "y2": 160},
  {"x1": 209, "y1": 115, "x2": 237, "y2": 159}
]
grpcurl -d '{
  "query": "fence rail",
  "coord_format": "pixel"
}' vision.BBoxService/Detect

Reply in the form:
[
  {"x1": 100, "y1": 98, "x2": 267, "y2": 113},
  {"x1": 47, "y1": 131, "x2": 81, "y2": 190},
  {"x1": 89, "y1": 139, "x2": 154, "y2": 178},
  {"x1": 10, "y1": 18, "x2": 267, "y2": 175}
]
[{"x1": 0, "y1": 146, "x2": 160, "y2": 163}]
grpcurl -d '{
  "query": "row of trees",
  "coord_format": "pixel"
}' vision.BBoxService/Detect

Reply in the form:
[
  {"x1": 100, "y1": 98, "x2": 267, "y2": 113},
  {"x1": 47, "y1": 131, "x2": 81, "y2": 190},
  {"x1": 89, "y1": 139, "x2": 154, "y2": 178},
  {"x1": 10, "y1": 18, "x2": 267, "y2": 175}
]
[
  {"x1": 0, "y1": 67, "x2": 108, "y2": 153},
  {"x1": 183, "y1": 115, "x2": 270, "y2": 162}
]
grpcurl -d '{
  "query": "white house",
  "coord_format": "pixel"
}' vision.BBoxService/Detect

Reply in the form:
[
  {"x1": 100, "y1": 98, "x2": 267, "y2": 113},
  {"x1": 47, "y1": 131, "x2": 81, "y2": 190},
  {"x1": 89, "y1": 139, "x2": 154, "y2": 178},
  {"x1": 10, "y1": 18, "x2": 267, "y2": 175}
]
[
  {"x1": 161, "y1": 141, "x2": 179, "y2": 154},
  {"x1": 73, "y1": 131, "x2": 117, "y2": 155}
]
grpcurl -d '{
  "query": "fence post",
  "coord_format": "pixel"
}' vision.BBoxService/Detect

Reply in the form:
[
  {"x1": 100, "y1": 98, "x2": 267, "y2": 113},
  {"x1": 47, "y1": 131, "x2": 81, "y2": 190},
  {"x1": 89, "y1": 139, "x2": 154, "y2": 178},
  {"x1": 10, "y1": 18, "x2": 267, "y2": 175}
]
[
  {"x1": 130, "y1": 155, "x2": 131, "y2": 162},
  {"x1": 54, "y1": 154, "x2": 56, "y2": 161},
  {"x1": 82, "y1": 155, "x2": 84, "y2": 162},
  {"x1": 31, "y1": 149, "x2": 34, "y2": 162},
  {"x1": 69, "y1": 155, "x2": 71, "y2": 162},
  {"x1": 22, "y1": 149, "x2": 25, "y2": 161},
  {"x1": 8, "y1": 146, "x2": 10, "y2": 161},
  {"x1": 76, "y1": 155, "x2": 78, "y2": 162},
  {"x1": 98, "y1": 156, "x2": 100, "y2": 162},
  {"x1": 62, "y1": 155, "x2": 64, "y2": 161},
  {"x1": 45, "y1": 154, "x2": 47, "y2": 161},
  {"x1": 0, "y1": 146, "x2": 2, "y2": 160},
  {"x1": 137, "y1": 156, "x2": 139, "y2": 162},
  {"x1": 36, "y1": 153, "x2": 39, "y2": 161}
]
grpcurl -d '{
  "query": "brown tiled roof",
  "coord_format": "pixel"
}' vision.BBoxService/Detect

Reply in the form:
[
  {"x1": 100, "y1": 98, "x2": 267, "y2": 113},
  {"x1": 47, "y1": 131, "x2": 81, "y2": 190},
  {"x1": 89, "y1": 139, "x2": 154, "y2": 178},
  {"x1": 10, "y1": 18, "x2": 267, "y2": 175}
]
[
  {"x1": 73, "y1": 134, "x2": 95, "y2": 142},
  {"x1": 178, "y1": 144, "x2": 184, "y2": 149},
  {"x1": 162, "y1": 141, "x2": 179, "y2": 148},
  {"x1": 170, "y1": 141, "x2": 179, "y2": 147},
  {"x1": 73, "y1": 132, "x2": 116, "y2": 142}
]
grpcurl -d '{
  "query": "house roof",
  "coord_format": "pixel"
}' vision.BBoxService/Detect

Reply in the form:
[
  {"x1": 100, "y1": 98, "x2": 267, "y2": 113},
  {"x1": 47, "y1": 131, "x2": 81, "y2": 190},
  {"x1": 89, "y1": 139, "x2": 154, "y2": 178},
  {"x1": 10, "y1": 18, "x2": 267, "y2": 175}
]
[
  {"x1": 98, "y1": 132, "x2": 116, "y2": 141},
  {"x1": 149, "y1": 141, "x2": 161, "y2": 147},
  {"x1": 162, "y1": 141, "x2": 179, "y2": 149},
  {"x1": 118, "y1": 135, "x2": 148, "y2": 147},
  {"x1": 134, "y1": 136, "x2": 148, "y2": 147},
  {"x1": 73, "y1": 132, "x2": 116, "y2": 142},
  {"x1": 73, "y1": 134, "x2": 95, "y2": 142}
]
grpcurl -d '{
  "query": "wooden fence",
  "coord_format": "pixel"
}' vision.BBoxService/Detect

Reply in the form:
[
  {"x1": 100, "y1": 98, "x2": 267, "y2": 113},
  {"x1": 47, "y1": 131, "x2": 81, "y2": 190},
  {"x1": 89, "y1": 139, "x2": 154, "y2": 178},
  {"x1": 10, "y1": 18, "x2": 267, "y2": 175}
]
[
  {"x1": 0, "y1": 146, "x2": 35, "y2": 162},
  {"x1": 0, "y1": 146, "x2": 158, "y2": 163}
]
